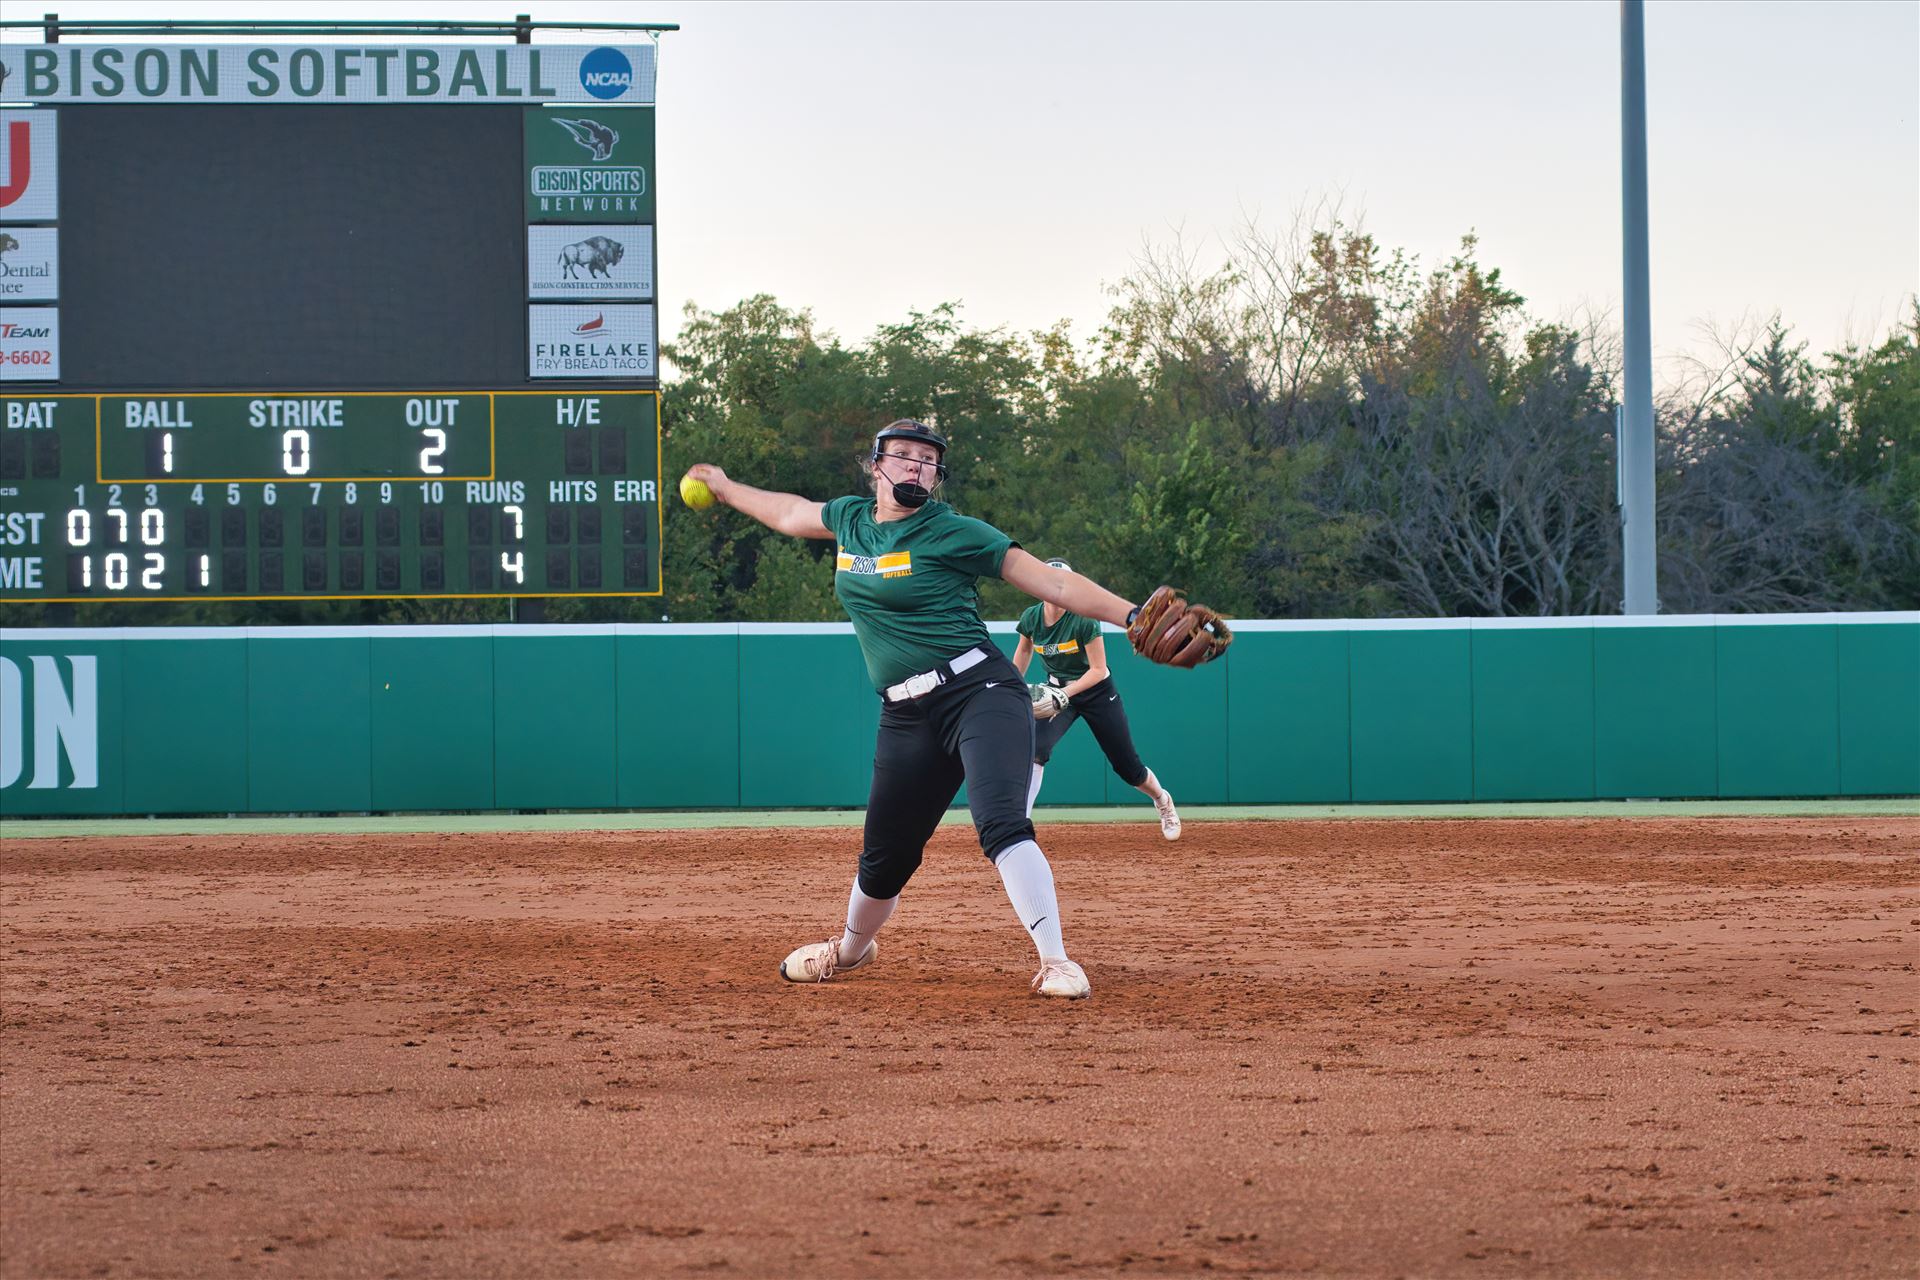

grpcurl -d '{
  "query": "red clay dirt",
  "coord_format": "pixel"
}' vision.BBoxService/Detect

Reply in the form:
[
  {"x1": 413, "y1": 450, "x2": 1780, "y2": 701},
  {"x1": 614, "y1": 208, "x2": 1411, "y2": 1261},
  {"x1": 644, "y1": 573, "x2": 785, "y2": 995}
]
[{"x1": 2, "y1": 817, "x2": 1915, "y2": 1278}]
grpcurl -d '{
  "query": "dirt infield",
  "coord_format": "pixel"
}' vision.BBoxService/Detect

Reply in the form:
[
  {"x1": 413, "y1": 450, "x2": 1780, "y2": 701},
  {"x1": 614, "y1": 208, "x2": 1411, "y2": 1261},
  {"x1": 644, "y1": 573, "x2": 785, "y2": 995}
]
[{"x1": 2, "y1": 818, "x2": 1915, "y2": 1278}]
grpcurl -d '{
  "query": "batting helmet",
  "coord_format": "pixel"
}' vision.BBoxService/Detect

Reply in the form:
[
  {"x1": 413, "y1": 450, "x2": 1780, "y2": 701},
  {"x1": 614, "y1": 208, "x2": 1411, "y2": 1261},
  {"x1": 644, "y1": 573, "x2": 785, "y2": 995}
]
[{"x1": 871, "y1": 419, "x2": 948, "y2": 459}]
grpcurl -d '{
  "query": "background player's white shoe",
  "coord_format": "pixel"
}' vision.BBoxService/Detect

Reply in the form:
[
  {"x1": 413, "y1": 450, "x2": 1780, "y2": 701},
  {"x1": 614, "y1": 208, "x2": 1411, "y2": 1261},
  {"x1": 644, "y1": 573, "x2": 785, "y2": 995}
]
[
  {"x1": 1154, "y1": 790, "x2": 1182, "y2": 840},
  {"x1": 1031, "y1": 958, "x2": 1090, "y2": 999},
  {"x1": 780, "y1": 937, "x2": 877, "y2": 983}
]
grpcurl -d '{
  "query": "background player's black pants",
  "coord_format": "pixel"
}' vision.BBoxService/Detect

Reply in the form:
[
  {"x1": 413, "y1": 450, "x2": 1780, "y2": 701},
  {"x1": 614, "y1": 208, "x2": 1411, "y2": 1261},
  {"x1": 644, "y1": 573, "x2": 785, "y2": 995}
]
[
  {"x1": 859, "y1": 653, "x2": 1037, "y2": 900},
  {"x1": 1032, "y1": 676, "x2": 1149, "y2": 787}
]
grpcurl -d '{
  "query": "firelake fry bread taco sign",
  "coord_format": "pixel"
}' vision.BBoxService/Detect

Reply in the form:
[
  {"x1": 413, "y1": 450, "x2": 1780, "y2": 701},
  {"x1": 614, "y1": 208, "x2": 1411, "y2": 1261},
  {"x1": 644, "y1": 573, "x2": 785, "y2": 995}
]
[{"x1": 0, "y1": 44, "x2": 657, "y2": 105}]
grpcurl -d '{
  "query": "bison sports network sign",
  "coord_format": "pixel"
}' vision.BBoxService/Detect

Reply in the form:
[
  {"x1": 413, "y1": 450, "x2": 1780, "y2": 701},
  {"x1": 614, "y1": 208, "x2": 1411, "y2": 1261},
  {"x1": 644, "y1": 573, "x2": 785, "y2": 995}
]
[
  {"x1": 0, "y1": 44, "x2": 656, "y2": 105},
  {"x1": 523, "y1": 107, "x2": 652, "y2": 223}
]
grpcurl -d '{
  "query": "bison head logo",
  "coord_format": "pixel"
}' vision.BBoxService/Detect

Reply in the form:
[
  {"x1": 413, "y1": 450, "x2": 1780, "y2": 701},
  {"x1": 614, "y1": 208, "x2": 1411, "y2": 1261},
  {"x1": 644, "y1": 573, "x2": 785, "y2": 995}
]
[
  {"x1": 0, "y1": 233, "x2": 18, "y2": 259},
  {"x1": 552, "y1": 117, "x2": 620, "y2": 162}
]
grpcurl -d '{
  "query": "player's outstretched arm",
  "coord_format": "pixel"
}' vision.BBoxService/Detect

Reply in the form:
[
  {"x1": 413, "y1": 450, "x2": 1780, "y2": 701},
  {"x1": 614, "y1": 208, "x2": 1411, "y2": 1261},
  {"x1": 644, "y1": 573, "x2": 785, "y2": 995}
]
[
  {"x1": 684, "y1": 464, "x2": 831, "y2": 539},
  {"x1": 1002, "y1": 548, "x2": 1135, "y2": 627}
]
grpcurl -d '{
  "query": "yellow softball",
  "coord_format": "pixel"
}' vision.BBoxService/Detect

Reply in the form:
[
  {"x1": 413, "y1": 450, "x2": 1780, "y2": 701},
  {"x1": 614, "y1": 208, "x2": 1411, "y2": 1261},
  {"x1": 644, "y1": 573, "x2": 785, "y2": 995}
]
[{"x1": 679, "y1": 473, "x2": 715, "y2": 510}]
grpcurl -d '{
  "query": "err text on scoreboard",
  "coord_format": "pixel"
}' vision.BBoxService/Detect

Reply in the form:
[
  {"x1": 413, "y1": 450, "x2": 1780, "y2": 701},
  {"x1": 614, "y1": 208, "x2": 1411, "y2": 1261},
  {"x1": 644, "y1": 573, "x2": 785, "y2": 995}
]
[{"x1": 0, "y1": 390, "x2": 661, "y2": 600}]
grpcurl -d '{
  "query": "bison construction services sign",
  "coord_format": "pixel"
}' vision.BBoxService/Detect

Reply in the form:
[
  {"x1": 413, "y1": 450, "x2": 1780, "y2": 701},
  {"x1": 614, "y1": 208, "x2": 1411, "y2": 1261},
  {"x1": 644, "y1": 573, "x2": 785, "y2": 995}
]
[
  {"x1": 0, "y1": 45, "x2": 656, "y2": 106},
  {"x1": 526, "y1": 225, "x2": 653, "y2": 300}
]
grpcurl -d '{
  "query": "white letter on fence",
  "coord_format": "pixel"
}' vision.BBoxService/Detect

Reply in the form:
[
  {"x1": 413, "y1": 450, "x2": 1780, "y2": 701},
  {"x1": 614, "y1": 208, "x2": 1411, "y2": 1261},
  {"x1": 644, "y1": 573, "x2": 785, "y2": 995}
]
[
  {"x1": 29, "y1": 655, "x2": 98, "y2": 789},
  {"x1": 0, "y1": 658, "x2": 21, "y2": 788}
]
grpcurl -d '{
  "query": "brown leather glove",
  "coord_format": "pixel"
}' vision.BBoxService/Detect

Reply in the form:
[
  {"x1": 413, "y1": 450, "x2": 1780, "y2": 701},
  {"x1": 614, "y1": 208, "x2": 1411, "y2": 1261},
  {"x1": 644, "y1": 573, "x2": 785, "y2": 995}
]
[{"x1": 1125, "y1": 585, "x2": 1233, "y2": 668}]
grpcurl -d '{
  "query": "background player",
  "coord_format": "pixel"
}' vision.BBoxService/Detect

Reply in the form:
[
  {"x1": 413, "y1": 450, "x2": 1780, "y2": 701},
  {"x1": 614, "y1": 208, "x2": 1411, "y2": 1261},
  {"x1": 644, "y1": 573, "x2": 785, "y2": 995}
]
[{"x1": 1013, "y1": 562, "x2": 1182, "y2": 839}]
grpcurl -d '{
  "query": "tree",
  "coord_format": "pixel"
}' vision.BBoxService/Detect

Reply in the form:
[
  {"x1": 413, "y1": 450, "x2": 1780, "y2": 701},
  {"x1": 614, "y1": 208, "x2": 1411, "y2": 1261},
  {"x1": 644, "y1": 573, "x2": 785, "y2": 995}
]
[{"x1": 1656, "y1": 318, "x2": 1916, "y2": 612}]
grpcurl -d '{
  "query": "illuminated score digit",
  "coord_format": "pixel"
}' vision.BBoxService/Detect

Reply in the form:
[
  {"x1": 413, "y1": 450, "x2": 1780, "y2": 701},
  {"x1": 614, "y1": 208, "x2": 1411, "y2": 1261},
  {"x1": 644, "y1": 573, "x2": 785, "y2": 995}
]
[
  {"x1": 501, "y1": 550, "x2": 524, "y2": 584},
  {"x1": 161, "y1": 432, "x2": 174, "y2": 474},
  {"x1": 66, "y1": 509, "x2": 91, "y2": 546},
  {"x1": 502, "y1": 504, "x2": 524, "y2": 540},
  {"x1": 283, "y1": 429, "x2": 312, "y2": 476},
  {"x1": 140, "y1": 509, "x2": 165, "y2": 546},
  {"x1": 407, "y1": 398, "x2": 454, "y2": 475}
]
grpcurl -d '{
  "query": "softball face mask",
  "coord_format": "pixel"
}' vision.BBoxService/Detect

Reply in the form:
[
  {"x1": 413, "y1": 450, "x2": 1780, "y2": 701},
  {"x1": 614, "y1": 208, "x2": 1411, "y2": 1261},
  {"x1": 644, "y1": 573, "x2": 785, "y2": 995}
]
[
  {"x1": 870, "y1": 420, "x2": 950, "y2": 510},
  {"x1": 874, "y1": 452, "x2": 947, "y2": 509}
]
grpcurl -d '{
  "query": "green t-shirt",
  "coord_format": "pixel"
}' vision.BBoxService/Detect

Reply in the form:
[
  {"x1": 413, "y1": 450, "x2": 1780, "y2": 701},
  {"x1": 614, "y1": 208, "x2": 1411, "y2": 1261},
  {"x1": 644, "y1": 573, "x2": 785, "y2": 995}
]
[
  {"x1": 822, "y1": 495, "x2": 1014, "y2": 691},
  {"x1": 1017, "y1": 604, "x2": 1101, "y2": 683}
]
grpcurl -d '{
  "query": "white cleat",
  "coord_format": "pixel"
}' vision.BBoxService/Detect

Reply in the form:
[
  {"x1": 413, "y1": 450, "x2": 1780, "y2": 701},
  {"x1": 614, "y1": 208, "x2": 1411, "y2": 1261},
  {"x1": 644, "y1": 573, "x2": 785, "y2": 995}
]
[
  {"x1": 1154, "y1": 789, "x2": 1182, "y2": 841},
  {"x1": 779, "y1": 937, "x2": 878, "y2": 984},
  {"x1": 1031, "y1": 958, "x2": 1090, "y2": 1000}
]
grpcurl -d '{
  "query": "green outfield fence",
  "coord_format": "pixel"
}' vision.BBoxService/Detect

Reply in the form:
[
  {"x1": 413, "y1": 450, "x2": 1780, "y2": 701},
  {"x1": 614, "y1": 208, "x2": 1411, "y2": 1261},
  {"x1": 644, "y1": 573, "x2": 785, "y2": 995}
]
[{"x1": 1, "y1": 614, "x2": 1915, "y2": 817}]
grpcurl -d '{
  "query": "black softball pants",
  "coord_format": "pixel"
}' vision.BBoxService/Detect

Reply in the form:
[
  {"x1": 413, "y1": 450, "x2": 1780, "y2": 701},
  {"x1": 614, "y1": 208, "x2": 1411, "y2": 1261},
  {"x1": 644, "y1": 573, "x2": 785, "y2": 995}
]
[
  {"x1": 1031, "y1": 675, "x2": 1149, "y2": 787},
  {"x1": 858, "y1": 652, "x2": 1037, "y2": 901}
]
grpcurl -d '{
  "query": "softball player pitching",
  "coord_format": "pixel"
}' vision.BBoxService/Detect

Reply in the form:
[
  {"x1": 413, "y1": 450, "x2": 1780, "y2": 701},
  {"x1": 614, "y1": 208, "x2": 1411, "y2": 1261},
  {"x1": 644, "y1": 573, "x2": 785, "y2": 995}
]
[
  {"x1": 1014, "y1": 567, "x2": 1182, "y2": 839},
  {"x1": 682, "y1": 421, "x2": 1228, "y2": 1000}
]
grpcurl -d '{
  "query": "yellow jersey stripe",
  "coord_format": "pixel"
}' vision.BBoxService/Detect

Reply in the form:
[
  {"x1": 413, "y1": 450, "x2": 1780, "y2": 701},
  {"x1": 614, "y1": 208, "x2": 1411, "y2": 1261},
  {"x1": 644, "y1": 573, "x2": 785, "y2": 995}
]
[{"x1": 836, "y1": 549, "x2": 914, "y2": 576}]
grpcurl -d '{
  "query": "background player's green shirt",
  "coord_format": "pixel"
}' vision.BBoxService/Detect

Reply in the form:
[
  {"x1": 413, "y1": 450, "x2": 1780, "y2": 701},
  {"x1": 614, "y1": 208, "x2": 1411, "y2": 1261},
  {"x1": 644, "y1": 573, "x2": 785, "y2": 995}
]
[
  {"x1": 822, "y1": 495, "x2": 1014, "y2": 691},
  {"x1": 1016, "y1": 604, "x2": 1101, "y2": 682}
]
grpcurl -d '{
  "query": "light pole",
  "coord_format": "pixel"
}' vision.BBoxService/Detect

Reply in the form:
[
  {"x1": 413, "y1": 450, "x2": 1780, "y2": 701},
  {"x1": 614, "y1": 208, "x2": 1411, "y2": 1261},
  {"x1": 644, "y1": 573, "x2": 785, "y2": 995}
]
[{"x1": 1620, "y1": 0, "x2": 1658, "y2": 614}]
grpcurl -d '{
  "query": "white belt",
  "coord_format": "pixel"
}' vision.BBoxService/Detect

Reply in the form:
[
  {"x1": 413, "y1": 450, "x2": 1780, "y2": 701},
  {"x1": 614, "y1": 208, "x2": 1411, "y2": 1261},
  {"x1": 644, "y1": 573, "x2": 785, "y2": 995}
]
[{"x1": 884, "y1": 647, "x2": 989, "y2": 702}]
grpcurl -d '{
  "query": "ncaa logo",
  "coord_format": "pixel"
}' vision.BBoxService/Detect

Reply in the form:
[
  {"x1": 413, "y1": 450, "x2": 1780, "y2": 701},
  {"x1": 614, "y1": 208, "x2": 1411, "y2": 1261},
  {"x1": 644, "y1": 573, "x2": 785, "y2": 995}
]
[{"x1": 579, "y1": 47, "x2": 633, "y2": 100}]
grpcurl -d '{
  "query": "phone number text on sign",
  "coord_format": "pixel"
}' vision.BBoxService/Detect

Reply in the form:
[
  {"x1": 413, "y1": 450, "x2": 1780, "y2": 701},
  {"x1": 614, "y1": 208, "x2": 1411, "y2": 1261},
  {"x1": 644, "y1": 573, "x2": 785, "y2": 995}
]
[{"x1": 0, "y1": 309, "x2": 59, "y2": 382}]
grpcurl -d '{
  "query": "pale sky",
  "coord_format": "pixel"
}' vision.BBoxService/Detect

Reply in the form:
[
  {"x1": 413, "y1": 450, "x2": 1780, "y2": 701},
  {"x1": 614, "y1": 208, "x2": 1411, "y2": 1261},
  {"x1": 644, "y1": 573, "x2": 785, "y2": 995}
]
[{"x1": 7, "y1": 0, "x2": 1917, "y2": 384}]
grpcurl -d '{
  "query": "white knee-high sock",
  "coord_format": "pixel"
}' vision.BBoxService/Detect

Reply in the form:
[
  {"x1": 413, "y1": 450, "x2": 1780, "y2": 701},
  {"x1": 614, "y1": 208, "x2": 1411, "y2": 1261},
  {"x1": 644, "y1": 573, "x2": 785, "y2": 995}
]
[
  {"x1": 838, "y1": 880, "x2": 896, "y2": 960},
  {"x1": 1025, "y1": 764, "x2": 1045, "y2": 818},
  {"x1": 993, "y1": 838, "x2": 1067, "y2": 961},
  {"x1": 1133, "y1": 767, "x2": 1166, "y2": 800}
]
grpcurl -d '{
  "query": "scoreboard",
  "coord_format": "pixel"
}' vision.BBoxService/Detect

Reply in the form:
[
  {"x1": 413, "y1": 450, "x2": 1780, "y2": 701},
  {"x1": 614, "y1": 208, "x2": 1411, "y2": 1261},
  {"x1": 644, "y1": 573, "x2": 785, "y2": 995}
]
[
  {"x1": 0, "y1": 35, "x2": 664, "y2": 602},
  {"x1": 2, "y1": 389, "x2": 657, "y2": 599}
]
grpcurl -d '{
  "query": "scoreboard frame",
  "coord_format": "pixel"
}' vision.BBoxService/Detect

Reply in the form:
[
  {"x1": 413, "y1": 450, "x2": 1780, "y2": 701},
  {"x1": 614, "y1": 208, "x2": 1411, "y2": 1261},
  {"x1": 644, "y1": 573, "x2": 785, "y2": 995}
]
[{"x1": 0, "y1": 20, "x2": 674, "y2": 607}]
